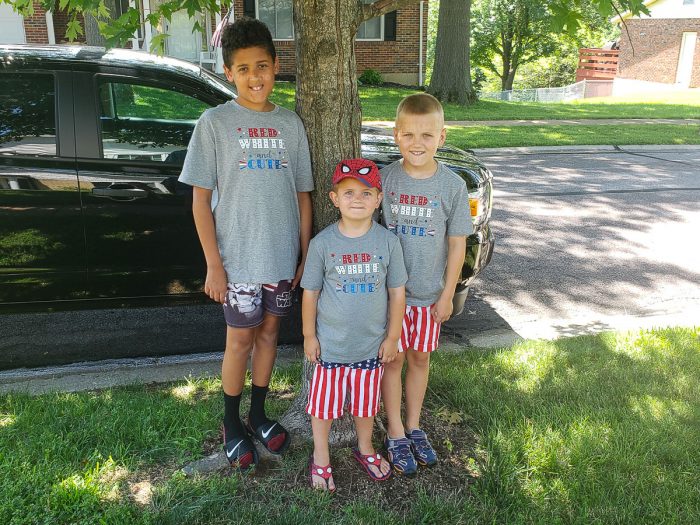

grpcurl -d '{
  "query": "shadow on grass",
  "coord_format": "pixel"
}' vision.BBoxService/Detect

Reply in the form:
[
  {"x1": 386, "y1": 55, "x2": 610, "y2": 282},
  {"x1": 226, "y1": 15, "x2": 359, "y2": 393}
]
[{"x1": 430, "y1": 328, "x2": 700, "y2": 522}]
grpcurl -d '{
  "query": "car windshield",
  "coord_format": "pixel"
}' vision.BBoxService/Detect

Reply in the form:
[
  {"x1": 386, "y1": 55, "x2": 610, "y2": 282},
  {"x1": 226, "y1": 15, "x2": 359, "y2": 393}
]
[{"x1": 199, "y1": 68, "x2": 236, "y2": 100}]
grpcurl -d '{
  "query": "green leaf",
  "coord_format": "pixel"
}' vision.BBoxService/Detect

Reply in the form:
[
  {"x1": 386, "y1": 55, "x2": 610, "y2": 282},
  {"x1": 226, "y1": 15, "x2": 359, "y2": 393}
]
[{"x1": 149, "y1": 33, "x2": 169, "y2": 55}]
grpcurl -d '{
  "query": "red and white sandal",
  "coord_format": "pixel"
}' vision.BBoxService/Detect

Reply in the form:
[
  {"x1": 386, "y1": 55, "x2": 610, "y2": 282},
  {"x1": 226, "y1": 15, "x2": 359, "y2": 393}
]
[{"x1": 308, "y1": 455, "x2": 335, "y2": 493}]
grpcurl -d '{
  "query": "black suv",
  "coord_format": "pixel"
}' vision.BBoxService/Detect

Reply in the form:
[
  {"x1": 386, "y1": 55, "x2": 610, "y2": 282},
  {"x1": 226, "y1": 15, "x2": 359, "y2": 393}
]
[{"x1": 0, "y1": 45, "x2": 493, "y2": 369}]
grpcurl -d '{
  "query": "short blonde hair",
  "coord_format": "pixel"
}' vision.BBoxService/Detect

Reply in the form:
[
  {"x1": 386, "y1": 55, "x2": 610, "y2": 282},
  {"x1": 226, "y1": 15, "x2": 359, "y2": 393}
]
[{"x1": 396, "y1": 93, "x2": 444, "y2": 122}]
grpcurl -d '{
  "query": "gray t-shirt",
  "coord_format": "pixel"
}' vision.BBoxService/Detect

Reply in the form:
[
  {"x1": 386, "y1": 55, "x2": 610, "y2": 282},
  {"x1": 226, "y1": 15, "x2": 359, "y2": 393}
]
[
  {"x1": 301, "y1": 222, "x2": 407, "y2": 364},
  {"x1": 179, "y1": 100, "x2": 313, "y2": 283},
  {"x1": 380, "y1": 160, "x2": 472, "y2": 306}
]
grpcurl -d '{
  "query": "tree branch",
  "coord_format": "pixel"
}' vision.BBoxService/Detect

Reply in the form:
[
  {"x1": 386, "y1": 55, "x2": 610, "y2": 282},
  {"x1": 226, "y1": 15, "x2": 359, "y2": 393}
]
[{"x1": 362, "y1": 0, "x2": 419, "y2": 23}]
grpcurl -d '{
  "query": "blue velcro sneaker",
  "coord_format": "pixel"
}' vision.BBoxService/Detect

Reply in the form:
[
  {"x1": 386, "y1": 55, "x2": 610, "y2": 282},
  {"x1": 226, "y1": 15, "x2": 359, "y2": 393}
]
[
  {"x1": 384, "y1": 435, "x2": 418, "y2": 477},
  {"x1": 407, "y1": 428, "x2": 438, "y2": 467}
]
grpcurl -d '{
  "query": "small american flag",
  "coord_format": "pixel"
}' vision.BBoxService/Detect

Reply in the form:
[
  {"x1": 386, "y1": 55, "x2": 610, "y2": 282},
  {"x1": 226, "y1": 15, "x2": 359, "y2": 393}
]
[{"x1": 211, "y1": 8, "x2": 233, "y2": 48}]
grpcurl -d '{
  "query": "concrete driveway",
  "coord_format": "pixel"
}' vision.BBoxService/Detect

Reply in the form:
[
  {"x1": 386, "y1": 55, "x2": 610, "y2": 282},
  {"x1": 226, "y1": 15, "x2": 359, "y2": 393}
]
[{"x1": 445, "y1": 145, "x2": 700, "y2": 347}]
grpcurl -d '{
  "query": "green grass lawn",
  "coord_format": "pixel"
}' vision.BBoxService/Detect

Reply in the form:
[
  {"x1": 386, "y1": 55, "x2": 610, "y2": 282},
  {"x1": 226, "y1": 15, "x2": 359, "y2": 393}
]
[
  {"x1": 270, "y1": 82, "x2": 700, "y2": 122},
  {"x1": 446, "y1": 124, "x2": 700, "y2": 150},
  {"x1": 2, "y1": 327, "x2": 698, "y2": 524}
]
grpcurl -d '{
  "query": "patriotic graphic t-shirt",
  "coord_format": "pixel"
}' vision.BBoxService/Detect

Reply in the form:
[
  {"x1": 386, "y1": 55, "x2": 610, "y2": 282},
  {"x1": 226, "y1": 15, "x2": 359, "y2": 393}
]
[
  {"x1": 301, "y1": 222, "x2": 407, "y2": 364},
  {"x1": 380, "y1": 160, "x2": 472, "y2": 307},
  {"x1": 179, "y1": 100, "x2": 313, "y2": 283}
]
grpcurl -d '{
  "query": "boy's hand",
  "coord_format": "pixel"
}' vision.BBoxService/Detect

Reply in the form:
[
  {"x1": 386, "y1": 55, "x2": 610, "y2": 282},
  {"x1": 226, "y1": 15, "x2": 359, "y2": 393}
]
[
  {"x1": 204, "y1": 264, "x2": 228, "y2": 304},
  {"x1": 304, "y1": 335, "x2": 321, "y2": 363},
  {"x1": 379, "y1": 337, "x2": 399, "y2": 364},
  {"x1": 431, "y1": 296, "x2": 453, "y2": 324}
]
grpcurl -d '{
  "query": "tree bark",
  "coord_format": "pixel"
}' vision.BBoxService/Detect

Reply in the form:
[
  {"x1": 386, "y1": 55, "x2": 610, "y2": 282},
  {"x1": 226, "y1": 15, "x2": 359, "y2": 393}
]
[{"x1": 427, "y1": 0, "x2": 475, "y2": 105}]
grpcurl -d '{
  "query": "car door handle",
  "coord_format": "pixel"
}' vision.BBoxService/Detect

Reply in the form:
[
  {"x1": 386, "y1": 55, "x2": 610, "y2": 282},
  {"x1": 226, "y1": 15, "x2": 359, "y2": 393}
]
[{"x1": 91, "y1": 187, "x2": 149, "y2": 199}]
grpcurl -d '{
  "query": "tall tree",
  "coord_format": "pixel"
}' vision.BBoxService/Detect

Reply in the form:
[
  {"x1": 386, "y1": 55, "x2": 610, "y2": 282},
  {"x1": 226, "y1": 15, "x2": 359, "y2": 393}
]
[
  {"x1": 471, "y1": 0, "x2": 558, "y2": 91},
  {"x1": 428, "y1": 0, "x2": 476, "y2": 105}
]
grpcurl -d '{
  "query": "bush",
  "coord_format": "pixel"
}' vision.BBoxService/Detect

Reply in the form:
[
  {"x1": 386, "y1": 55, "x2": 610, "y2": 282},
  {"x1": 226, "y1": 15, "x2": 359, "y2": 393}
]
[{"x1": 359, "y1": 69, "x2": 383, "y2": 86}]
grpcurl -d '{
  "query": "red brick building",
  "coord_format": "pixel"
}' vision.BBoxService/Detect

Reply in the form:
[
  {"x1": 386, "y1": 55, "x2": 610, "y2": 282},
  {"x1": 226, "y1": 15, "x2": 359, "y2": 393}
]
[
  {"x1": 2, "y1": 0, "x2": 428, "y2": 86},
  {"x1": 613, "y1": 0, "x2": 700, "y2": 88}
]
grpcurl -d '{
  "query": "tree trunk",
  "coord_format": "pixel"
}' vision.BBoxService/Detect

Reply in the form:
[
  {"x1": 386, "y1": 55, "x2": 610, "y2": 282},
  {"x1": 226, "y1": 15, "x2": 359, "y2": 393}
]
[
  {"x1": 427, "y1": 0, "x2": 475, "y2": 105},
  {"x1": 292, "y1": 0, "x2": 364, "y2": 232},
  {"x1": 281, "y1": 0, "x2": 365, "y2": 446}
]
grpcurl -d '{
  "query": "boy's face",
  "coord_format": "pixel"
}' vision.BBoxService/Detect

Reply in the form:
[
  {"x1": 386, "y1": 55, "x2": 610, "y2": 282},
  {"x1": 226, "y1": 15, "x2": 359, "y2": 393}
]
[
  {"x1": 330, "y1": 178, "x2": 382, "y2": 222},
  {"x1": 223, "y1": 46, "x2": 279, "y2": 111},
  {"x1": 393, "y1": 111, "x2": 446, "y2": 174}
]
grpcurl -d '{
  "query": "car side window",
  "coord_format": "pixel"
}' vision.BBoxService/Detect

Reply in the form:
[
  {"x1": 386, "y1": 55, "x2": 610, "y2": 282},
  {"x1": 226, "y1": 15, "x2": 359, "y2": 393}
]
[
  {"x1": 97, "y1": 81, "x2": 210, "y2": 164},
  {"x1": 0, "y1": 73, "x2": 57, "y2": 157}
]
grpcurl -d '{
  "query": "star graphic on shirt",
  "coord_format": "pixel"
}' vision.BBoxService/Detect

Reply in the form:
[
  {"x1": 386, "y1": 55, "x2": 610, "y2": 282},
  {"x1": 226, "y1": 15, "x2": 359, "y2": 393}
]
[
  {"x1": 378, "y1": 256, "x2": 383, "y2": 260},
  {"x1": 237, "y1": 128, "x2": 242, "y2": 132}
]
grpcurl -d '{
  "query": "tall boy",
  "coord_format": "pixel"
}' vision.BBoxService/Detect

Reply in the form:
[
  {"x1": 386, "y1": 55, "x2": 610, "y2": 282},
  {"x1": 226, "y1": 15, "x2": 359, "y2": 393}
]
[
  {"x1": 301, "y1": 159, "x2": 406, "y2": 492},
  {"x1": 380, "y1": 93, "x2": 472, "y2": 476},
  {"x1": 179, "y1": 18, "x2": 313, "y2": 470}
]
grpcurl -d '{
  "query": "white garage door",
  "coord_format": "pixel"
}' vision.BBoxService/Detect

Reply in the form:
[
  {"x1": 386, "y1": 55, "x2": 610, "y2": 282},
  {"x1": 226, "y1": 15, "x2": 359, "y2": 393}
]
[{"x1": 0, "y1": 4, "x2": 26, "y2": 44}]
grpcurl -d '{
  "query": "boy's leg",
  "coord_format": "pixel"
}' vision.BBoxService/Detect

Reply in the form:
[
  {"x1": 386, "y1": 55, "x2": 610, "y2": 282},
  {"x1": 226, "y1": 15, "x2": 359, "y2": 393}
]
[
  {"x1": 404, "y1": 349, "x2": 431, "y2": 431},
  {"x1": 354, "y1": 416, "x2": 391, "y2": 478},
  {"x1": 250, "y1": 312, "x2": 281, "y2": 387},
  {"x1": 310, "y1": 416, "x2": 335, "y2": 491},
  {"x1": 222, "y1": 325, "x2": 256, "y2": 437},
  {"x1": 381, "y1": 352, "x2": 406, "y2": 439},
  {"x1": 244, "y1": 281, "x2": 295, "y2": 454}
]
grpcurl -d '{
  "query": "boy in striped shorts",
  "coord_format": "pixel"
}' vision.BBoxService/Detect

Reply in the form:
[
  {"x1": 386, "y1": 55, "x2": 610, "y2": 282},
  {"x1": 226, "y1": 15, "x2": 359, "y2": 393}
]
[
  {"x1": 380, "y1": 93, "x2": 472, "y2": 476},
  {"x1": 301, "y1": 159, "x2": 407, "y2": 492}
]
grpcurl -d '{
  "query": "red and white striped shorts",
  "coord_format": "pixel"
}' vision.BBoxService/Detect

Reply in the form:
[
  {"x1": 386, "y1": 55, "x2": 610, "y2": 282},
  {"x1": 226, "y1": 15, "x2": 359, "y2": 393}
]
[
  {"x1": 306, "y1": 359, "x2": 384, "y2": 419},
  {"x1": 400, "y1": 305, "x2": 441, "y2": 353}
]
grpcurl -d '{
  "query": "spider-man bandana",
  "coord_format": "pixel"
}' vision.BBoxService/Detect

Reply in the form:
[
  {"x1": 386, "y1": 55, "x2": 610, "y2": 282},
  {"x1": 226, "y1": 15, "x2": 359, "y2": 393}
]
[{"x1": 332, "y1": 159, "x2": 382, "y2": 192}]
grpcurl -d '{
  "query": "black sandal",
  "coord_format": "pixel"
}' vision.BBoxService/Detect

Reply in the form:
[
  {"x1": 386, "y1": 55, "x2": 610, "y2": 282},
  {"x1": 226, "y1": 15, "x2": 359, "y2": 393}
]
[
  {"x1": 222, "y1": 424, "x2": 258, "y2": 471},
  {"x1": 245, "y1": 418, "x2": 291, "y2": 455}
]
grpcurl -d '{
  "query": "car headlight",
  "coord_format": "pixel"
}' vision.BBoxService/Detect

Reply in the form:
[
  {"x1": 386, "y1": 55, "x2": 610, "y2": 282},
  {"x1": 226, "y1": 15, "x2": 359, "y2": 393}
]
[{"x1": 469, "y1": 174, "x2": 492, "y2": 228}]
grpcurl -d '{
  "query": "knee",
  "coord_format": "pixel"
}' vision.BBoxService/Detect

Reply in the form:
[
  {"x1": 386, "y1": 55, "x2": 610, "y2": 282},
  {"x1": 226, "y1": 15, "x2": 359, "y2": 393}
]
[
  {"x1": 385, "y1": 353, "x2": 405, "y2": 373},
  {"x1": 407, "y1": 350, "x2": 430, "y2": 369},
  {"x1": 255, "y1": 324, "x2": 279, "y2": 348},
  {"x1": 226, "y1": 330, "x2": 255, "y2": 355}
]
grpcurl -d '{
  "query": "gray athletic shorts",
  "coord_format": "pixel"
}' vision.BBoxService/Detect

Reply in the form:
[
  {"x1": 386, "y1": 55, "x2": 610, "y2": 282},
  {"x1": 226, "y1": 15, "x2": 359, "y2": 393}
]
[{"x1": 223, "y1": 279, "x2": 293, "y2": 328}]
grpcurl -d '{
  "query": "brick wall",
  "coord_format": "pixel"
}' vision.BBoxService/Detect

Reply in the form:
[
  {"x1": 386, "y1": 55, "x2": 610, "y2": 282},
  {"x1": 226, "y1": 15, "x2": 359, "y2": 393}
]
[
  {"x1": 52, "y1": 2, "x2": 86, "y2": 44},
  {"x1": 22, "y1": 2, "x2": 49, "y2": 43},
  {"x1": 224, "y1": 0, "x2": 427, "y2": 85},
  {"x1": 618, "y1": 18, "x2": 700, "y2": 88}
]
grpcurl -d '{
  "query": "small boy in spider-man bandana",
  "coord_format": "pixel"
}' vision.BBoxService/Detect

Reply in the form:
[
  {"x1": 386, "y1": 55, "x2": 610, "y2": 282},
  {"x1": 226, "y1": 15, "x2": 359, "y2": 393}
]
[{"x1": 300, "y1": 159, "x2": 407, "y2": 492}]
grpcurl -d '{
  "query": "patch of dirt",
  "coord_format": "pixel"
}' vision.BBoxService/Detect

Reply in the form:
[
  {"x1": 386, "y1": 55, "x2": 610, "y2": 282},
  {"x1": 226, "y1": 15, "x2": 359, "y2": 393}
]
[{"x1": 198, "y1": 401, "x2": 479, "y2": 511}]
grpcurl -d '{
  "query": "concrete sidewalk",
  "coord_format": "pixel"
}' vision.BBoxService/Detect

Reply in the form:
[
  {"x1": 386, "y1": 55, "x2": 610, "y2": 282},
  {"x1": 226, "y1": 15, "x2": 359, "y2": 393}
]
[{"x1": 365, "y1": 118, "x2": 700, "y2": 128}]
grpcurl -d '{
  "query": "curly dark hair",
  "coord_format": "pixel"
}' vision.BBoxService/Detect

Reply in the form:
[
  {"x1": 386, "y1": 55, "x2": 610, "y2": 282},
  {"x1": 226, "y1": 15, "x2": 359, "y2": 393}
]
[{"x1": 221, "y1": 17, "x2": 276, "y2": 68}]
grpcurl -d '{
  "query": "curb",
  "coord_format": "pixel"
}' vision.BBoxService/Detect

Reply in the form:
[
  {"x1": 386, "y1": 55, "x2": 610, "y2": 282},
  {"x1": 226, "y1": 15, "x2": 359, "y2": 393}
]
[
  {"x1": 471, "y1": 144, "x2": 700, "y2": 155},
  {"x1": 0, "y1": 345, "x2": 303, "y2": 395}
]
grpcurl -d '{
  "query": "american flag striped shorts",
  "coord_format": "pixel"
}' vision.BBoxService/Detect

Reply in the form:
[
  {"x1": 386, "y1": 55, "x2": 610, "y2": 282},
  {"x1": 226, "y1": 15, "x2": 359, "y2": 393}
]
[
  {"x1": 306, "y1": 358, "x2": 383, "y2": 419},
  {"x1": 400, "y1": 305, "x2": 441, "y2": 353}
]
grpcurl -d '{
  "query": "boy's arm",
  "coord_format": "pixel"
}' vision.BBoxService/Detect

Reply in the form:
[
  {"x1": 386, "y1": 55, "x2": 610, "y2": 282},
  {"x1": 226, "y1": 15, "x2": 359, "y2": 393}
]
[
  {"x1": 293, "y1": 191, "x2": 312, "y2": 289},
  {"x1": 432, "y1": 235, "x2": 467, "y2": 323},
  {"x1": 302, "y1": 289, "x2": 321, "y2": 363},
  {"x1": 379, "y1": 285, "x2": 406, "y2": 364},
  {"x1": 192, "y1": 186, "x2": 227, "y2": 304}
]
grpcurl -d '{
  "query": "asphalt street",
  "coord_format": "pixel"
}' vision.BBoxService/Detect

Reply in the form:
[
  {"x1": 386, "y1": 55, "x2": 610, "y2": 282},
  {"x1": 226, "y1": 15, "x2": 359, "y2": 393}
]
[{"x1": 444, "y1": 145, "x2": 700, "y2": 346}]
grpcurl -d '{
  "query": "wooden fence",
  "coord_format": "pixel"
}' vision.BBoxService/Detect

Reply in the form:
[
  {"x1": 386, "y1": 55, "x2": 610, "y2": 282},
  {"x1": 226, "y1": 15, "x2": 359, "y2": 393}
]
[{"x1": 576, "y1": 48, "x2": 619, "y2": 82}]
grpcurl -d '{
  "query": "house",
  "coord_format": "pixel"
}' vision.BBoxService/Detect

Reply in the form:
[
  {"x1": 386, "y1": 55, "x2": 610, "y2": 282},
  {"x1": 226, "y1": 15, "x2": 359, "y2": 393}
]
[
  {"x1": 612, "y1": 0, "x2": 700, "y2": 91},
  {"x1": 1, "y1": 0, "x2": 428, "y2": 86}
]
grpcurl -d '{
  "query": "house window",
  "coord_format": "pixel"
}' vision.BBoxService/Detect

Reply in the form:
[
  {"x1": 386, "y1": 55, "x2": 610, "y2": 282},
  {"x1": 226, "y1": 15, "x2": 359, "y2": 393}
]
[
  {"x1": 257, "y1": 0, "x2": 294, "y2": 40},
  {"x1": 682, "y1": 0, "x2": 694, "y2": 5},
  {"x1": 357, "y1": 0, "x2": 384, "y2": 40}
]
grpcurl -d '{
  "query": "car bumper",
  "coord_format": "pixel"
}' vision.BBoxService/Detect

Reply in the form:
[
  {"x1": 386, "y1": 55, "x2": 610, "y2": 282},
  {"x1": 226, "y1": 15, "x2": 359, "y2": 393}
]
[{"x1": 452, "y1": 224, "x2": 495, "y2": 316}]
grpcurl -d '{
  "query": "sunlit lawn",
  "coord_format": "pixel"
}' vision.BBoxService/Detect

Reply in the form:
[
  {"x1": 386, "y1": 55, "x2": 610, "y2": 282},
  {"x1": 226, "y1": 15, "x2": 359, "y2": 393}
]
[
  {"x1": 446, "y1": 123, "x2": 700, "y2": 150},
  {"x1": 1, "y1": 327, "x2": 698, "y2": 524},
  {"x1": 270, "y1": 82, "x2": 700, "y2": 122}
]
